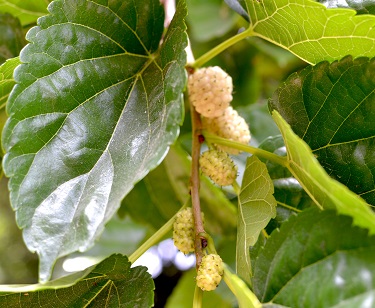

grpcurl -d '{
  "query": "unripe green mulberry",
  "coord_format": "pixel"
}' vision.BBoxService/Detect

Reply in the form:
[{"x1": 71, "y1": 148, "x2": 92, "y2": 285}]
[
  {"x1": 196, "y1": 254, "x2": 224, "y2": 291},
  {"x1": 188, "y1": 66, "x2": 233, "y2": 118},
  {"x1": 173, "y1": 208, "x2": 195, "y2": 254},
  {"x1": 199, "y1": 150, "x2": 237, "y2": 186},
  {"x1": 203, "y1": 106, "x2": 251, "y2": 155}
]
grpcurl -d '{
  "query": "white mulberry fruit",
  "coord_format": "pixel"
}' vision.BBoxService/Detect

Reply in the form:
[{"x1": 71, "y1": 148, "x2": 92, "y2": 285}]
[
  {"x1": 196, "y1": 254, "x2": 224, "y2": 291},
  {"x1": 203, "y1": 106, "x2": 251, "y2": 154},
  {"x1": 199, "y1": 150, "x2": 237, "y2": 186},
  {"x1": 173, "y1": 208, "x2": 195, "y2": 254},
  {"x1": 188, "y1": 66, "x2": 233, "y2": 118}
]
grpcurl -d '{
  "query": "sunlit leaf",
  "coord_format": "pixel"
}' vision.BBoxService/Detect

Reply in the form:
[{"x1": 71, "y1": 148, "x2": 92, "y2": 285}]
[
  {"x1": 236, "y1": 155, "x2": 277, "y2": 285},
  {"x1": 254, "y1": 209, "x2": 375, "y2": 307},
  {"x1": 227, "y1": 0, "x2": 375, "y2": 64},
  {"x1": 0, "y1": 0, "x2": 49, "y2": 26},
  {"x1": 272, "y1": 110, "x2": 375, "y2": 234},
  {"x1": 0, "y1": 254, "x2": 154, "y2": 307},
  {"x1": 1, "y1": 0, "x2": 187, "y2": 282}
]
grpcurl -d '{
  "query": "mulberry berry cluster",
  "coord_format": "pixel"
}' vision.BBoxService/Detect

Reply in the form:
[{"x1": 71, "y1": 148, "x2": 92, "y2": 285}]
[
  {"x1": 188, "y1": 66, "x2": 251, "y2": 155},
  {"x1": 196, "y1": 254, "x2": 224, "y2": 291},
  {"x1": 199, "y1": 150, "x2": 237, "y2": 186},
  {"x1": 188, "y1": 66, "x2": 233, "y2": 118},
  {"x1": 173, "y1": 208, "x2": 195, "y2": 254}
]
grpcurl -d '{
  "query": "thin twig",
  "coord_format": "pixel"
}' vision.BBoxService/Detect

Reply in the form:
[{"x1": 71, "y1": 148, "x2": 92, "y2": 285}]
[{"x1": 190, "y1": 101, "x2": 206, "y2": 268}]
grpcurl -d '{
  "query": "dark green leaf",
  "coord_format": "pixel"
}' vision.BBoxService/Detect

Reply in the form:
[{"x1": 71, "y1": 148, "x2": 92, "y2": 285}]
[
  {"x1": 0, "y1": 0, "x2": 49, "y2": 26},
  {"x1": 272, "y1": 111, "x2": 375, "y2": 235},
  {"x1": 0, "y1": 254, "x2": 154, "y2": 307},
  {"x1": 269, "y1": 56, "x2": 375, "y2": 205},
  {"x1": 237, "y1": 155, "x2": 277, "y2": 285},
  {"x1": 318, "y1": 0, "x2": 375, "y2": 15},
  {"x1": 1, "y1": 0, "x2": 187, "y2": 282},
  {"x1": 122, "y1": 145, "x2": 237, "y2": 235},
  {"x1": 254, "y1": 209, "x2": 375, "y2": 307},
  {"x1": 0, "y1": 14, "x2": 26, "y2": 64}
]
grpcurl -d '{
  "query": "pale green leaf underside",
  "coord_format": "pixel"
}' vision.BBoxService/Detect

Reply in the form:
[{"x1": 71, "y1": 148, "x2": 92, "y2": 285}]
[
  {"x1": 247, "y1": 0, "x2": 375, "y2": 64},
  {"x1": 272, "y1": 111, "x2": 375, "y2": 234},
  {"x1": 236, "y1": 155, "x2": 277, "y2": 285}
]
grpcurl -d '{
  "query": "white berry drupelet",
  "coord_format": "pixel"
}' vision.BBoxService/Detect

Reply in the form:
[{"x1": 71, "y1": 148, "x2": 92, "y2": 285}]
[
  {"x1": 173, "y1": 208, "x2": 196, "y2": 254},
  {"x1": 203, "y1": 106, "x2": 251, "y2": 155},
  {"x1": 199, "y1": 150, "x2": 237, "y2": 186},
  {"x1": 196, "y1": 254, "x2": 224, "y2": 291},
  {"x1": 188, "y1": 66, "x2": 233, "y2": 118}
]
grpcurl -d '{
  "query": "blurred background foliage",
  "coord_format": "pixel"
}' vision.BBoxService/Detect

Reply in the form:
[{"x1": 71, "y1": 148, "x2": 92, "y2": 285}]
[{"x1": 0, "y1": 0, "x2": 307, "y2": 306}]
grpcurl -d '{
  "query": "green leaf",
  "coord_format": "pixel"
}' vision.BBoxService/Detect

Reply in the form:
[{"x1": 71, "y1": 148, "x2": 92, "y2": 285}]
[
  {"x1": 241, "y1": 0, "x2": 375, "y2": 64},
  {"x1": 0, "y1": 13, "x2": 26, "y2": 64},
  {"x1": 0, "y1": 254, "x2": 154, "y2": 307},
  {"x1": 187, "y1": 0, "x2": 238, "y2": 42},
  {"x1": 318, "y1": 0, "x2": 375, "y2": 15},
  {"x1": 122, "y1": 144, "x2": 237, "y2": 235},
  {"x1": 272, "y1": 110, "x2": 375, "y2": 234},
  {"x1": 1, "y1": 0, "x2": 187, "y2": 282},
  {"x1": 223, "y1": 264, "x2": 262, "y2": 308},
  {"x1": 166, "y1": 269, "x2": 233, "y2": 308},
  {"x1": 0, "y1": 57, "x2": 19, "y2": 110},
  {"x1": 0, "y1": 0, "x2": 49, "y2": 26},
  {"x1": 236, "y1": 155, "x2": 277, "y2": 285},
  {"x1": 253, "y1": 208, "x2": 375, "y2": 307},
  {"x1": 0, "y1": 57, "x2": 20, "y2": 176},
  {"x1": 269, "y1": 56, "x2": 375, "y2": 205}
]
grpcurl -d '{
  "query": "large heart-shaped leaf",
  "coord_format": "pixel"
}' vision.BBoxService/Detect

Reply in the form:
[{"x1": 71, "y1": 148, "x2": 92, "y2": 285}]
[
  {"x1": 272, "y1": 111, "x2": 375, "y2": 234},
  {"x1": 254, "y1": 209, "x2": 375, "y2": 307},
  {"x1": 226, "y1": 0, "x2": 375, "y2": 64},
  {"x1": 236, "y1": 155, "x2": 277, "y2": 285},
  {"x1": 1, "y1": 0, "x2": 187, "y2": 282},
  {"x1": 0, "y1": 254, "x2": 154, "y2": 307},
  {"x1": 269, "y1": 56, "x2": 375, "y2": 205}
]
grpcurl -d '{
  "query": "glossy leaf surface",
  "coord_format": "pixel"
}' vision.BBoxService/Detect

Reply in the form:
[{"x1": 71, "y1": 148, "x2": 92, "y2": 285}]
[
  {"x1": 254, "y1": 209, "x2": 375, "y2": 307},
  {"x1": 226, "y1": 0, "x2": 375, "y2": 64},
  {"x1": 272, "y1": 111, "x2": 375, "y2": 234},
  {"x1": 270, "y1": 56, "x2": 375, "y2": 205},
  {"x1": 236, "y1": 155, "x2": 277, "y2": 284},
  {"x1": 1, "y1": 0, "x2": 187, "y2": 282},
  {"x1": 0, "y1": 254, "x2": 154, "y2": 307}
]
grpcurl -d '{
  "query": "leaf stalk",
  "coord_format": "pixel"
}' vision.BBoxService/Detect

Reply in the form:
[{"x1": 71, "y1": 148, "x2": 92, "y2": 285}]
[
  {"x1": 203, "y1": 132, "x2": 288, "y2": 167},
  {"x1": 191, "y1": 28, "x2": 253, "y2": 68}
]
